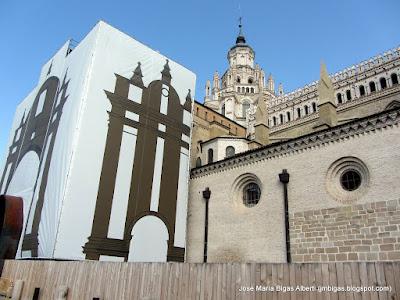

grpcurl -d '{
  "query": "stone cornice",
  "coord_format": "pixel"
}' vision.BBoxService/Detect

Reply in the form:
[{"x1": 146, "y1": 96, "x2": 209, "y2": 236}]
[{"x1": 191, "y1": 107, "x2": 400, "y2": 178}]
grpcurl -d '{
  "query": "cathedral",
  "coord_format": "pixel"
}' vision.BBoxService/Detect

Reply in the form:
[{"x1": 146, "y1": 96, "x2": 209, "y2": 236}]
[{"x1": 187, "y1": 24, "x2": 400, "y2": 263}]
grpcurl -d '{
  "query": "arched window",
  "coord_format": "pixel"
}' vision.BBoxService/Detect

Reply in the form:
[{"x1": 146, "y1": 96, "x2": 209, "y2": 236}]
[
  {"x1": 250, "y1": 88, "x2": 254, "y2": 93},
  {"x1": 286, "y1": 111, "x2": 291, "y2": 121},
  {"x1": 237, "y1": 77, "x2": 241, "y2": 83},
  {"x1": 391, "y1": 73, "x2": 399, "y2": 85},
  {"x1": 243, "y1": 183, "x2": 261, "y2": 207},
  {"x1": 246, "y1": 87, "x2": 249, "y2": 93},
  {"x1": 207, "y1": 149, "x2": 213, "y2": 164},
  {"x1": 195, "y1": 157, "x2": 202, "y2": 167},
  {"x1": 221, "y1": 104, "x2": 225, "y2": 115},
  {"x1": 248, "y1": 78, "x2": 253, "y2": 84},
  {"x1": 312, "y1": 102, "x2": 317, "y2": 113},
  {"x1": 225, "y1": 146, "x2": 235, "y2": 158},
  {"x1": 273, "y1": 116, "x2": 277, "y2": 126},
  {"x1": 369, "y1": 81, "x2": 376, "y2": 93},
  {"x1": 237, "y1": 87, "x2": 240, "y2": 92},
  {"x1": 242, "y1": 87, "x2": 245, "y2": 93},
  {"x1": 297, "y1": 107, "x2": 301, "y2": 118},
  {"x1": 337, "y1": 93, "x2": 342, "y2": 104},
  {"x1": 346, "y1": 90, "x2": 352, "y2": 101},
  {"x1": 242, "y1": 101, "x2": 250, "y2": 118},
  {"x1": 304, "y1": 105, "x2": 309, "y2": 115},
  {"x1": 380, "y1": 77, "x2": 387, "y2": 89},
  {"x1": 359, "y1": 85, "x2": 365, "y2": 96},
  {"x1": 279, "y1": 114, "x2": 284, "y2": 124}
]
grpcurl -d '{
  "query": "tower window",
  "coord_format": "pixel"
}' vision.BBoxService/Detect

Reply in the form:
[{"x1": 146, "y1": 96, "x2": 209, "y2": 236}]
[
  {"x1": 391, "y1": 73, "x2": 399, "y2": 85},
  {"x1": 287, "y1": 111, "x2": 291, "y2": 121},
  {"x1": 237, "y1": 77, "x2": 241, "y2": 83},
  {"x1": 369, "y1": 81, "x2": 376, "y2": 93},
  {"x1": 225, "y1": 146, "x2": 235, "y2": 158},
  {"x1": 250, "y1": 88, "x2": 254, "y2": 93},
  {"x1": 195, "y1": 157, "x2": 202, "y2": 167},
  {"x1": 246, "y1": 87, "x2": 249, "y2": 93},
  {"x1": 346, "y1": 90, "x2": 352, "y2": 101},
  {"x1": 221, "y1": 104, "x2": 225, "y2": 115},
  {"x1": 207, "y1": 149, "x2": 213, "y2": 164},
  {"x1": 248, "y1": 78, "x2": 254, "y2": 84},
  {"x1": 243, "y1": 183, "x2": 261, "y2": 207},
  {"x1": 312, "y1": 102, "x2": 317, "y2": 113},
  {"x1": 297, "y1": 108, "x2": 301, "y2": 118},
  {"x1": 279, "y1": 114, "x2": 284, "y2": 124},
  {"x1": 242, "y1": 87, "x2": 245, "y2": 93},
  {"x1": 304, "y1": 105, "x2": 309, "y2": 115},
  {"x1": 337, "y1": 93, "x2": 342, "y2": 104},
  {"x1": 340, "y1": 170, "x2": 361, "y2": 191},
  {"x1": 359, "y1": 85, "x2": 365, "y2": 96},
  {"x1": 380, "y1": 77, "x2": 387, "y2": 89},
  {"x1": 273, "y1": 116, "x2": 277, "y2": 126},
  {"x1": 237, "y1": 87, "x2": 240, "y2": 92}
]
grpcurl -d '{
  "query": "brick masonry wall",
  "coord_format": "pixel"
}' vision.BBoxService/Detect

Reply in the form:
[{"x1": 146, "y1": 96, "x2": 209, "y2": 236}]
[{"x1": 290, "y1": 199, "x2": 400, "y2": 262}]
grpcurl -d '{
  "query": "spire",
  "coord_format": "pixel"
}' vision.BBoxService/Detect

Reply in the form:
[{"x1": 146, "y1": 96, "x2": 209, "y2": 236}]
[
  {"x1": 316, "y1": 61, "x2": 338, "y2": 128},
  {"x1": 236, "y1": 17, "x2": 246, "y2": 44},
  {"x1": 318, "y1": 61, "x2": 335, "y2": 105},
  {"x1": 267, "y1": 74, "x2": 275, "y2": 93},
  {"x1": 184, "y1": 89, "x2": 192, "y2": 111},
  {"x1": 254, "y1": 98, "x2": 270, "y2": 145},
  {"x1": 161, "y1": 59, "x2": 172, "y2": 83},
  {"x1": 131, "y1": 62, "x2": 144, "y2": 86}
]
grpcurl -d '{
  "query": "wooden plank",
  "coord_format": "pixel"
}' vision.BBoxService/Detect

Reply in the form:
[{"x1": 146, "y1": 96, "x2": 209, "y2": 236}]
[
  {"x1": 308, "y1": 264, "x2": 316, "y2": 300},
  {"x1": 382, "y1": 263, "x2": 396, "y2": 300},
  {"x1": 350, "y1": 262, "x2": 361, "y2": 300},
  {"x1": 281, "y1": 263, "x2": 291, "y2": 300},
  {"x1": 366, "y1": 262, "x2": 378, "y2": 300},
  {"x1": 289, "y1": 264, "x2": 298, "y2": 300},
  {"x1": 374, "y1": 262, "x2": 387, "y2": 300},
  {"x1": 272, "y1": 264, "x2": 279, "y2": 300},
  {"x1": 391, "y1": 262, "x2": 400, "y2": 299},
  {"x1": 343, "y1": 263, "x2": 355, "y2": 300},
  {"x1": 322, "y1": 263, "x2": 331, "y2": 300},
  {"x1": 301, "y1": 263, "x2": 310, "y2": 300},
  {"x1": 295, "y1": 264, "x2": 303, "y2": 300},
  {"x1": 336, "y1": 263, "x2": 346, "y2": 300},
  {"x1": 313, "y1": 263, "x2": 323, "y2": 300},
  {"x1": 261, "y1": 264, "x2": 268, "y2": 300},
  {"x1": 358, "y1": 262, "x2": 370, "y2": 300}
]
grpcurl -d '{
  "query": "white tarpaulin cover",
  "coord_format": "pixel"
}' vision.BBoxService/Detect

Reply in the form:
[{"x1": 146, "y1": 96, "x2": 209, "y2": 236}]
[{"x1": 0, "y1": 21, "x2": 196, "y2": 262}]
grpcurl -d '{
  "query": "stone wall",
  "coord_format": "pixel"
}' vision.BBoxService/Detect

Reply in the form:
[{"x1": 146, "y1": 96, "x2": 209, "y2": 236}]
[{"x1": 290, "y1": 199, "x2": 400, "y2": 262}]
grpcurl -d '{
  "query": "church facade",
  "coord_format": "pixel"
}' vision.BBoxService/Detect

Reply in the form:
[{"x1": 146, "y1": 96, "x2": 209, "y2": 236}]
[{"x1": 187, "y1": 27, "x2": 400, "y2": 263}]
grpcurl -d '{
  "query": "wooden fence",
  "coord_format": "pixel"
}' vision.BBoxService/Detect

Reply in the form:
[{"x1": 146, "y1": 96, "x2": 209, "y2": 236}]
[{"x1": 1, "y1": 260, "x2": 400, "y2": 299}]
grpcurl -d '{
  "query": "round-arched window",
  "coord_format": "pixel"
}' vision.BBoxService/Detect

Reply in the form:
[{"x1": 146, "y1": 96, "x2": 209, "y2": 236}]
[
  {"x1": 340, "y1": 170, "x2": 361, "y2": 191},
  {"x1": 326, "y1": 157, "x2": 369, "y2": 203},
  {"x1": 195, "y1": 157, "x2": 202, "y2": 167},
  {"x1": 225, "y1": 146, "x2": 235, "y2": 158},
  {"x1": 243, "y1": 183, "x2": 261, "y2": 207}
]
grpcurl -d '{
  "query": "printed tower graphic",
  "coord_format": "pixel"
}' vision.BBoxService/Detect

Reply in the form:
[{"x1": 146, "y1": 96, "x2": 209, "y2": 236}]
[
  {"x1": 0, "y1": 72, "x2": 69, "y2": 257},
  {"x1": 84, "y1": 60, "x2": 192, "y2": 262}
]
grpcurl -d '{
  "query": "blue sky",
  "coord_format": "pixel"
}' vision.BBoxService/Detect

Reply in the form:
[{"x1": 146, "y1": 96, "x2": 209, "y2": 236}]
[{"x1": 0, "y1": 0, "x2": 399, "y2": 164}]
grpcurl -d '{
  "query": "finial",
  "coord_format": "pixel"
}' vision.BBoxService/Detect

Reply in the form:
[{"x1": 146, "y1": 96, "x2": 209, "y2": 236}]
[
  {"x1": 161, "y1": 59, "x2": 172, "y2": 83},
  {"x1": 235, "y1": 17, "x2": 246, "y2": 44},
  {"x1": 131, "y1": 62, "x2": 144, "y2": 86},
  {"x1": 186, "y1": 89, "x2": 192, "y2": 101}
]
